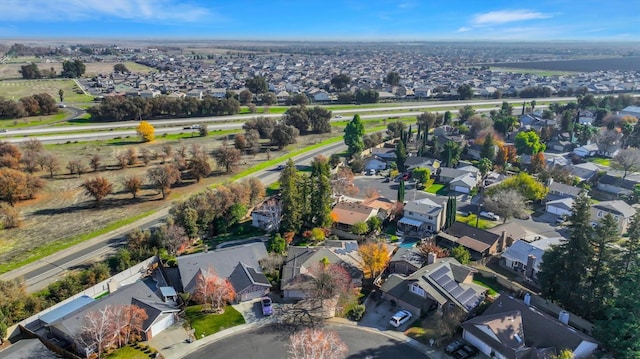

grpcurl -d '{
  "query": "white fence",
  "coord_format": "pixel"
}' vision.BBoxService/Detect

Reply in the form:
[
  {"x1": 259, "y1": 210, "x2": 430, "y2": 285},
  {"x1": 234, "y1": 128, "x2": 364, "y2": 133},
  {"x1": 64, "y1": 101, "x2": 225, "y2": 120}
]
[{"x1": 6, "y1": 256, "x2": 158, "y2": 340}]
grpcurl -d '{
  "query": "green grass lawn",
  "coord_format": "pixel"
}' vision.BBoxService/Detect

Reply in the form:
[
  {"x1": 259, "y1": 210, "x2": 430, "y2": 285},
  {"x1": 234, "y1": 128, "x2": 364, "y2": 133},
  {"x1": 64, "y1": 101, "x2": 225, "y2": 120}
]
[
  {"x1": 455, "y1": 213, "x2": 496, "y2": 230},
  {"x1": 185, "y1": 305, "x2": 245, "y2": 339},
  {"x1": 425, "y1": 183, "x2": 445, "y2": 194},
  {"x1": 588, "y1": 157, "x2": 611, "y2": 166},
  {"x1": 473, "y1": 276, "x2": 502, "y2": 296},
  {"x1": 106, "y1": 346, "x2": 151, "y2": 359},
  {"x1": 266, "y1": 181, "x2": 281, "y2": 196}
]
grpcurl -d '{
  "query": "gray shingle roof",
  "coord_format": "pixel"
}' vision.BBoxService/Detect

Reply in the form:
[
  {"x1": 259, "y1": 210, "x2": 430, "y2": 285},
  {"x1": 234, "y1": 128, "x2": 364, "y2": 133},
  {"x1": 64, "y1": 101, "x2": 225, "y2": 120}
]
[{"x1": 593, "y1": 200, "x2": 636, "y2": 218}]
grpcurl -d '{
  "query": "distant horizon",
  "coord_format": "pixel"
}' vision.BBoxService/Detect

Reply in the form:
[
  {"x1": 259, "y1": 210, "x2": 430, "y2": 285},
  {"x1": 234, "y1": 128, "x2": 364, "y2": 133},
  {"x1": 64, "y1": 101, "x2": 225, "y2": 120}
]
[{"x1": 0, "y1": 0, "x2": 638, "y2": 42}]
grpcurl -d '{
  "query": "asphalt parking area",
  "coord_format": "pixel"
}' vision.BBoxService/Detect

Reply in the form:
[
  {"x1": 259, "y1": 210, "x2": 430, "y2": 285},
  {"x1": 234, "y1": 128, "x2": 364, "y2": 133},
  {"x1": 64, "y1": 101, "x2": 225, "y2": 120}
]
[{"x1": 359, "y1": 295, "x2": 415, "y2": 331}]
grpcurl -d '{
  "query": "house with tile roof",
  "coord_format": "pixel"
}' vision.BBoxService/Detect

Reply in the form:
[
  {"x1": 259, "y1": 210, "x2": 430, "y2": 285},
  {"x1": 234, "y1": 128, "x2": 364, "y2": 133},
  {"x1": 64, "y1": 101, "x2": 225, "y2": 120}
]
[{"x1": 461, "y1": 295, "x2": 598, "y2": 359}]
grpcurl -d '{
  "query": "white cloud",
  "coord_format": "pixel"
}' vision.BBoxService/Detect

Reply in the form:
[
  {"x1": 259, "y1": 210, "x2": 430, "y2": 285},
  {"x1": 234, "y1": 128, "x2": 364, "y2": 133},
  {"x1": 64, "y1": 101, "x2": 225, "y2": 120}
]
[
  {"x1": 456, "y1": 27, "x2": 471, "y2": 33},
  {"x1": 472, "y1": 9, "x2": 552, "y2": 26},
  {"x1": 0, "y1": 0, "x2": 214, "y2": 23}
]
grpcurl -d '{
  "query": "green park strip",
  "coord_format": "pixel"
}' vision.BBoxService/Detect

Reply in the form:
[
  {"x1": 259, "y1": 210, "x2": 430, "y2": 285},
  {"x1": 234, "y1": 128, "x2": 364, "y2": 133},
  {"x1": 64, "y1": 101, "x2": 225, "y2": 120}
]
[
  {"x1": 229, "y1": 136, "x2": 345, "y2": 181},
  {"x1": 2, "y1": 111, "x2": 68, "y2": 129},
  {"x1": 0, "y1": 210, "x2": 155, "y2": 274}
]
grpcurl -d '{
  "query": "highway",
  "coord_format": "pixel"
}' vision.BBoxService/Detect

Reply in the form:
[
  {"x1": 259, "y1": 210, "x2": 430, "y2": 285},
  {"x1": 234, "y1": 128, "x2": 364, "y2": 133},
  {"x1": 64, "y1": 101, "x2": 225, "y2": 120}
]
[{"x1": 0, "y1": 141, "x2": 347, "y2": 292}]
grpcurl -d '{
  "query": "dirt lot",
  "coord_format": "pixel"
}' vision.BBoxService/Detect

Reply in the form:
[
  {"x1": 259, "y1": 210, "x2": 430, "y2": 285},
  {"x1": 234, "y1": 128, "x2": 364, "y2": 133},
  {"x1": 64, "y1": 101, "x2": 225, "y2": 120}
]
[{"x1": 0, "y1": 131, "x2": 331, "y2": 268}]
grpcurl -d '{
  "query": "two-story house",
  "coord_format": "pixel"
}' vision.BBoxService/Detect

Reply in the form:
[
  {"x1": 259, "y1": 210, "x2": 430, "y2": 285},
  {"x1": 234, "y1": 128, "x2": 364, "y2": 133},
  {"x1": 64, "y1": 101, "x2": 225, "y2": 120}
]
[
  {"x1": 397, "y1": 195, "x2": 447, "y2": 235},
  {"x1": 591, "y1": 200, "x2": 636, "y2": 233}
]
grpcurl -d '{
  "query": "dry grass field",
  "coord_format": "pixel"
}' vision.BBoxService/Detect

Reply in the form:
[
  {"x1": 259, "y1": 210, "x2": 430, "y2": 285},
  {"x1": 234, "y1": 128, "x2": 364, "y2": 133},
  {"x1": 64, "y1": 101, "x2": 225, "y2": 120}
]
[
  {"x1": 0, "y1": 131, "x2": 332, "y2": 268},
  {"x1": 0, "y1": 60, "x2": 155, "y2": 80},
  {"x1": 0, "y1": 79, "x2": 93, "y2": 102}
]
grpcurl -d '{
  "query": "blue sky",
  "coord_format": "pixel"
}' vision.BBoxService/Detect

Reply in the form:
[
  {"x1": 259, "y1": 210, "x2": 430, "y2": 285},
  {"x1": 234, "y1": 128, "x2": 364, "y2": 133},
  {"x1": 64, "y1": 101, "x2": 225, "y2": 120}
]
[{"x1": 0, "y1": 0, "x2": 638, "y2": 41}]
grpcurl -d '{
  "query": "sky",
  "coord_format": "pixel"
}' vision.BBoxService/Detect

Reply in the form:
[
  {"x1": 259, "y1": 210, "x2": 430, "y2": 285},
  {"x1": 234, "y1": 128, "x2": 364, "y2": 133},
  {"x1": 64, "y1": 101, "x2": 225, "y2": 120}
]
[{"x1": 0, "y1": 0, "x2": 638, "y2": 41}]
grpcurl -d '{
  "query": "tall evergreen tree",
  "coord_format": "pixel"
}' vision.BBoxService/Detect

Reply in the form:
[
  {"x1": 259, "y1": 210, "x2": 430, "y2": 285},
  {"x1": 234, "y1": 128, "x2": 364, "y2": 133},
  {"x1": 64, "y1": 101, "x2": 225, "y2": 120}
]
[
  {"x1": 621, "y1": 211, "x2": 640, "y2": 275},
  {"x1": 593, "y1": 265, "x2": 640, "y2": 359},
  {"x1": 587, "y1": 214, "x2": 620, "y2": 318},
  {"x1": 309, "y1": 156, "x2": 333, "y2": 228},
  {"x1": 538, "y1": 193, "x2": 594, "y2": 317},
  {"x1": 344, "y1": 114, "x2": 365, "y2": 157},
  {"x1": 395, "y1": 140, "x2": 407, "y2": 172},
  {"x1": 397, "y1": 179, "x2": 405, "y2": 203},
  {"x1": 279, "y1": 159, "x2": 303, "y2": 233},
  {"x1": 481, "y1": 134, "x2": 496, "y2": 161},
  {"x1": 445, "y1": 196, "x2": 457, "y2": 228}
]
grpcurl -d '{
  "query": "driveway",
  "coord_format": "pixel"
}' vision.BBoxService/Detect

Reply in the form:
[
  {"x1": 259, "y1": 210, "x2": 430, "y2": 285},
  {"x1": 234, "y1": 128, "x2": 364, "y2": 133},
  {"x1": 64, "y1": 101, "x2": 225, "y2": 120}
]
[{"x1": 359, "y1": 293, "x2": 414, "y2": 332}]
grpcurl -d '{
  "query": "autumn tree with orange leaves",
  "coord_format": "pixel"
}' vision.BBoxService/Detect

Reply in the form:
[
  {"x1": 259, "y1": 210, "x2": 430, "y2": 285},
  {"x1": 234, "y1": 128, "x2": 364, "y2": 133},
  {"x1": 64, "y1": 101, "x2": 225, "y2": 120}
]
[
  {"x1": 136, "y1": 121, "x2": 155, "y2": 142},
  {"x1": 288, "y1": 328, "x2": 348, "y2": 359},
  {"x1": 358, "y1": 241, "x2": 389, "y2": 279},
  {"x1": 194, "y1": 269, "x2": 236, "y2": 312}
]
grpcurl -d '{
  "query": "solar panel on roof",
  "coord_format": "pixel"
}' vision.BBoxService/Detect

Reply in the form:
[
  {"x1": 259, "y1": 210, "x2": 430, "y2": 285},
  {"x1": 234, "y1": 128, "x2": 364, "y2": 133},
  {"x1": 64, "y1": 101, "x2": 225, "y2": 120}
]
[
  {"x1": 457, "y1": 289, "x2": 477, "y2": 305},
  {"x1": 429, "y1": 266, "x2": 449, "y2": 280},
  {"x1": 450, "y1": 286, "x2": 465, "y2": 297},
  {"x1": 443, "y1": 280, "x2": 458, "y2": 292}
]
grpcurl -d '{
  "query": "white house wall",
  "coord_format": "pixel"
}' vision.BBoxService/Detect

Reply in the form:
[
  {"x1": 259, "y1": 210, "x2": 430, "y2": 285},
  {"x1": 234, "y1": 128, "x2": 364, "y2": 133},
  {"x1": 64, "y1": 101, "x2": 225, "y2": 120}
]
[{"x1": 573, "y1": 340, "x2": 599, "y2": 359}]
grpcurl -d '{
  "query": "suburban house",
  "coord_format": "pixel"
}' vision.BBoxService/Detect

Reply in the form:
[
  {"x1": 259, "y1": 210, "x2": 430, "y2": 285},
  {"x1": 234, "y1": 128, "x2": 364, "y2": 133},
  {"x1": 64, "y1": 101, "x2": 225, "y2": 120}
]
[
  {"x1": 500, "y1": 237, "x2": 564, "y2": 283},
  {"x1": 360, "y1": 196, "x2": 395, "y2": 219},
  {"x1": 330, "y1": 201, "x2": 379, "y2": 232},
  {"x1": 380, "y1": 257, "x2": 485, "y2": 318},
  {"x1": 546, "y1": 198, "x2": 574, "y2": 217},
  {"x1": 388, "y1": 247, "x2": 427, "y2": 275},
  {"x1": 47, "y1": 277, "x2": 180, "y2": 357},
  {"x1": 437, "y1": 166, "x2": 480, "y2": 193},
  {"x1": 519, "y1": 114, "x2": 553, "y2": 131},
  {"x1": 620, "y1": 105, "x2": 640, "y2": 119},
  {"x1": 461, "y1": 295, "x2": 599, "y2": 359},
  {"x1": 591, "y1": 200, "x2": 636, "y2": 233},
  {"x1": 596, "y1": 174, "x2": 640, "y2": 198},
  {"x1": 281, "y1": 240, "x2": 364, "y2": 299},
  {"x1": 543, "y1": 180, "x2": 583, "y2": 217},
  {"x1": 488, "y1": 222, "x2": 527, "y2": 245},
  {"x1": 573, "y1": 143, "x2": 598, "y2": 158},
  {"x1": 364, "y1": 157, "x2": 387, "y2": 171},
  {"x1": 251, "y1": 196, "x2": 282, "y2": 232},
  {"x1": 568, "y1": 162, "x2": 599, "y2": 183},
  {"x1": 578, "y1": 110, "x2": 595, "y2": 125},
  {"x1": 437, "y1": 222, "x2": 506, "y2": 260},
  {"x1": 404, "y1": 156, "x2": 441, "y2": 172},
  {"x1": 398, "y1": 195, "x2": 448, "y2": 235},
  {"x1": 369, "y1": 147, "x2": 396, "y2": 161},
  {"x1": 433, "y1": 125, "x2": 466, "y2": 150},
  {"x1": 175, "y1": 242, "x2": 271, "y2": 302}
]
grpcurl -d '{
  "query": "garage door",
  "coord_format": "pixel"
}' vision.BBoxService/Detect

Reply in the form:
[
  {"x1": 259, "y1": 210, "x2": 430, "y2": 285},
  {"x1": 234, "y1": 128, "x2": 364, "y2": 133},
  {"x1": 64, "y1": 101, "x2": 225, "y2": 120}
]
[
  {"x1": 453, "y1": 186, "x2": 469, "y2": 194},
  {"x1": 149, "y1": 313, "x2": 175, "y2": 338},
  {"x1": 546, "y1": 205, "x2": 560, "y2": 215}
]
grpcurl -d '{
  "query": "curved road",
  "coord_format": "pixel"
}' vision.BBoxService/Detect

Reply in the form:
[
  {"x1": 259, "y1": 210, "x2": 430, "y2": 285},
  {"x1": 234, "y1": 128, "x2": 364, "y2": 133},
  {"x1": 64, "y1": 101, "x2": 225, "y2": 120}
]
[{"x1": 185, "y1": 324, "x2": 426, "y2": 359}]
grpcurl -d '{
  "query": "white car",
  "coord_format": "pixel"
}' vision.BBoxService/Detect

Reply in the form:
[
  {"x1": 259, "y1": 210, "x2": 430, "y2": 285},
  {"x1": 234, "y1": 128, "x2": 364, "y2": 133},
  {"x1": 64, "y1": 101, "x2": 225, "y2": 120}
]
[
  {"x1": 480, "y1": 211, "x2": 500, "y2": 221},
  {"x1": 389, "y1": 310, "x2": 412, "y2": 328}
]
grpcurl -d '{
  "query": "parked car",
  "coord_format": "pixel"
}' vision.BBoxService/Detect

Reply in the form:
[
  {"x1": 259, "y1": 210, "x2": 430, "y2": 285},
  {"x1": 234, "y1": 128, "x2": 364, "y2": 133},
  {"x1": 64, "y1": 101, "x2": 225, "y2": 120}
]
[
  {"x1": 445, "y1": 339, "x2": 465, "y2": 353},
  {"x1": 389, "y1": 310, "x2": 412, "y2": 328},
  {"x1": 480, "y1": 211, "x2": 500, "y2": 221},
  {"x1": 58, "y1": 103, "x2": 67, "y2": 108},
  {"x1": 452, "y1": 345, "x2": 478, "y2": 359},
  {"x1": 556, "y1": 215, "x2": 567, "y2": 224},
  {"x1": 183, "y1": 124, "x2": 202, "y2": 130},
  {"x1": 275, "y1": 164, "x2": 285, "y2": 170},
  {"x1": 261, "y1": 297, "x2": 273, "y2": 316},
  {"x1": 0, "y1": 129, "x2": 7, "y2": 133},
  {"x1": 366, "y1": 169, "x2": 376, "y2": 175}
]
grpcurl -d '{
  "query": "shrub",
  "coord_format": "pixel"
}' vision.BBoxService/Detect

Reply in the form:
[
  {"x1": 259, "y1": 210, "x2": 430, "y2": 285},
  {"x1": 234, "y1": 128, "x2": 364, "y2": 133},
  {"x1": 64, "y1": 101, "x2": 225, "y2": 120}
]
[{"x1": 347, "y1": 304, "x2": 365, "y2": 321}]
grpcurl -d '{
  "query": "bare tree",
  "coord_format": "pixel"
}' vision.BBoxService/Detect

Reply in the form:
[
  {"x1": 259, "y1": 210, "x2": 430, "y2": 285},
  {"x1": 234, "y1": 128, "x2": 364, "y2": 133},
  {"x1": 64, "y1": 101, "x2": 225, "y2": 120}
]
[
  {"x1": 483, "y1": 188, "x2": 529, "y2": 223},
  {"x1": 214, "y1": 145, "x2": 242, "y2": 173},
  {"x1": 193, "y1": 269, "x2": 236, "y2": 312},
  {"x1": 157, "y1": 223, "x2": 189, "y2": 255},
  {"x1": 188, "y1": 150, "x2": 211, "y2": 183},
  {"x1": 89, "y1": 153, "x2": 101, "y2": 172},
  {"x1": 140, "y1": 148, "x2": 152, "y2": 166},
  {"x1": 22, "y1": 138, "x2": 43, "y2": 154},
  {"x1": 76, "y1": 305, "x2": 118, "y2": 359},
  {"x1": 82, "y1": 177, "x2": 113, "y2": 206},
  {"x1": 20, "y1": 151, "x2": 39, "y2": 173},
  {"x1": 160, "y1": 143, "x2": 173, "y2": 163},
  {"x1": 67, "y1": 159, "x2": 86, "y2": 177},
  {"x1": 125, "y1": 147, "x2": 138, "y2": 166},
  {"x1": 111, "y1": 304, "x2": 148, "y2": 347},
  {"x1": 596, "y1": 129, "x2": 622, "y2": 157},
  {"x1": 305, "y1": 262, "x2": 352, "y2": 308},
  {"x1": 244, "y1": 177, "x2": 266, "y2": 206},
  {"x1": 147, "y1": 164, "x2": 180, "y2": 199},
  {"x1": 332, "y1": 166, "x2": 359, "y2": 197},
  {"x1": 115, "y1": 151, "x2": 128, "y2": 169},
  {"x1": 122, "y1": 175, "x2": 142, "y2": 199},
  {"x1": 38, "y1": 152, "x2": 60, "y2": 178},
  {"x1": 613, "y1": 148, "x2": 640, "y2": 178},
  {"x1": 288, "y1": 328, "x2": 348, "y2": 359}
]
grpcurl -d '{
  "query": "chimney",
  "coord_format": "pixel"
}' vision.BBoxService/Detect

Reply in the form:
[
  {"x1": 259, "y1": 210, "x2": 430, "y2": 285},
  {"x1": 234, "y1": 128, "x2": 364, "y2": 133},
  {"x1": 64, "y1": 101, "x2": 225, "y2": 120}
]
[
  {"x1": 427, "y1": 252, "x2": 437, "y2": 265},
  {"x1": 107, "y1": 279, "x2": 118, "y2": 294},
  {"x1": 525, "y1": 255, "x2": 536, "y2": 279}
]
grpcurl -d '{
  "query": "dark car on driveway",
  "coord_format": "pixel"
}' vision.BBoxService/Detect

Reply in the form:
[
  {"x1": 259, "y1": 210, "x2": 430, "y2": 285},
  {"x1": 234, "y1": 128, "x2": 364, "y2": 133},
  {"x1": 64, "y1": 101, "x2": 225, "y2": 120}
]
[
  {"x1": 445, "y1": 339, "x2": 464, "y2": 353},
  {"x1": 452, "y1": 344, "x2": 478, "y2": 359}
]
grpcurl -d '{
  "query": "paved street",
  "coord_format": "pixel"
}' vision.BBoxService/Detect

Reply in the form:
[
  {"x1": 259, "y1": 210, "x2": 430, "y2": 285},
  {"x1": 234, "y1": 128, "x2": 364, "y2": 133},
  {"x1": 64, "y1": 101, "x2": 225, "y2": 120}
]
[{"x1": 184, "y1": 324, "x2": 427, "y2": 359}]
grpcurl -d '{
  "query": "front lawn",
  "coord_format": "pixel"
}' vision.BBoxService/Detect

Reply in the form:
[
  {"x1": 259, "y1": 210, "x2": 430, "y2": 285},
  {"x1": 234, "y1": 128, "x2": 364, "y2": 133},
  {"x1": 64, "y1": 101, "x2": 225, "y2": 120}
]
[
  {"x1": 455, "y1": 214, "x2": 496, "y2": 230},
  {"x1": 425, "y1": 183, "x2": 445, "y2": 194},
  {"x1": 185, "y1": 305, "x2": 245, "y2": 339},
  {"x1": 106, "y1": 346, "x2": 151, "y2": 359},
  {"x1": 588, "y1": 157, "x2": 611, "y2": 166},
  {"x1": 473, "y1": 275, "x2": 503, "y2": 297}
]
